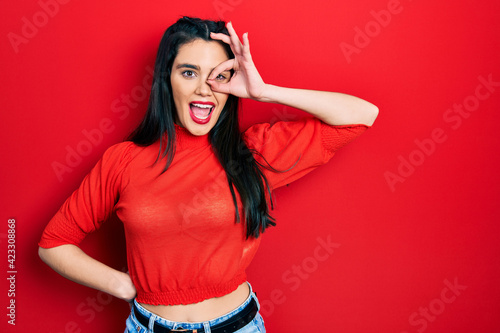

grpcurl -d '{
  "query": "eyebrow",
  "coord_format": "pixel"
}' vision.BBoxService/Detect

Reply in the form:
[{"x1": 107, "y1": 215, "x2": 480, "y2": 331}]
[
  {"x1": 175, "y1": 63, "x2": 231, "y2": 74},
  {"x1": 176, "y1": 63, "x2": 200, "y2": 70}
]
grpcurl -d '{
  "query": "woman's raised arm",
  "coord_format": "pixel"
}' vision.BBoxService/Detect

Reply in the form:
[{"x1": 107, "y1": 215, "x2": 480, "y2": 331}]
[{"x1": 209, "y1": 22, "x2": 378, "y2": 126}]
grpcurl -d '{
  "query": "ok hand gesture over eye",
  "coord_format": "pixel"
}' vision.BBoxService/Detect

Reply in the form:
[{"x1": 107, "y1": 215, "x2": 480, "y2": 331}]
[{"x1": 208, "y1": 22, "x2": 267, "y2": 101}]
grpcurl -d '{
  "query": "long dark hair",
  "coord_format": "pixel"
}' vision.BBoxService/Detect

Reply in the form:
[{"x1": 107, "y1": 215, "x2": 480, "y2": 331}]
[{"x1": 128, "y1": 17, "x2": 275, "y2": 238}]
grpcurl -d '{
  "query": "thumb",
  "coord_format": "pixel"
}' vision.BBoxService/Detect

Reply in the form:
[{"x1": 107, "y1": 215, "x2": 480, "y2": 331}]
[{"x1": 207, "y1": 79, "x2": 231, "y2": 94}]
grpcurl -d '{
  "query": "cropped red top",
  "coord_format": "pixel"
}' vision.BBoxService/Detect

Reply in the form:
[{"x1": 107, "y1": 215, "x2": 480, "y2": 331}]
[{"x1": 38, "y1": 117, "x2": 368, "y2": 305}]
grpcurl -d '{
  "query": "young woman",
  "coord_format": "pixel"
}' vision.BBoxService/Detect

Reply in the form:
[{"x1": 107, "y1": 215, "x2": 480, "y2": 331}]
[{"x1": 38, "y1": 17, "x2": 378, "y2": 332}]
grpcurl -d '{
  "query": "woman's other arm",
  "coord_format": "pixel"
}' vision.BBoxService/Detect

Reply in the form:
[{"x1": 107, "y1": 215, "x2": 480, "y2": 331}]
[{"x1": 38, "y1": 245, "x2": 136, "y2": 301}]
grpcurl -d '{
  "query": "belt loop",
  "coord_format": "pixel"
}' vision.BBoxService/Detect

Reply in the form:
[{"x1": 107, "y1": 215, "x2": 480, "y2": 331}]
[
  {"x1": 252, "y1": 292, "x2": 261, "y2": 311},
  {"x1": 148, "y1": 314, "x2": 157, "y2": 332},
  {"x1": 203, "y1": 321, "x2": 211, "y2": 333}
]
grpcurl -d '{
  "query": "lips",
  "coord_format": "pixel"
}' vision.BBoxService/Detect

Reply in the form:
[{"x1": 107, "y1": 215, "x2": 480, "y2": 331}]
[{"x1": 189, "y1": 101, "x2": 215, "y2": 125}]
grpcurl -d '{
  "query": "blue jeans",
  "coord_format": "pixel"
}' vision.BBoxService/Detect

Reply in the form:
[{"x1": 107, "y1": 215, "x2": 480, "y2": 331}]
[{"x1": 124, "y1": 282, "x2": 266, "y2": 333}]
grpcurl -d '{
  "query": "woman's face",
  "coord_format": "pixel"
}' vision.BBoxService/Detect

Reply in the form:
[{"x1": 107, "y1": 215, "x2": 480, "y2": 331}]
[{"x1": 170, "y1": 39, "x2": 232, "y2": 136}]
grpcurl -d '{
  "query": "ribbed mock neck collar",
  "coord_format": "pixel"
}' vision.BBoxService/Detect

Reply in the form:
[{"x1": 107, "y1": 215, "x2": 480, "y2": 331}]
[{"x1": 174, "y1": 124, "x2": 210, "y2": 150}]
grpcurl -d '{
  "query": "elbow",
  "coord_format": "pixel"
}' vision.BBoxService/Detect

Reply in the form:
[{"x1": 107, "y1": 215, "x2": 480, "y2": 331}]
[
  {"x1": 38, "y1": 246, "x2": 58, "y2": 265},
  {"x1": 363, "y1": 103, "x2": 379, "y2": 127},
  {"x1": 38, "y1": 246, "x2": 49, "y2": 264}
]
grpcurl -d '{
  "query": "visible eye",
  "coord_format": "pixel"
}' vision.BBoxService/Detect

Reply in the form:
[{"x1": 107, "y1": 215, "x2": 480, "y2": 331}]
[
  {"x1": 215, "y1": 73, "x2": 230, "y2": 82},
  {"x1": 181, "y1": 70, "x2": 196, "y2": 78}
]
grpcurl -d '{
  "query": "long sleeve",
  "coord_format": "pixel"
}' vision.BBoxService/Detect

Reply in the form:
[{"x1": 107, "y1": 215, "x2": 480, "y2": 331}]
[
  {"x1": 39, "y1": 142, "x2": 134, "y2": 248},
  {"x1": 242, "y1": 117, "x2": 369, "y2": 190}
]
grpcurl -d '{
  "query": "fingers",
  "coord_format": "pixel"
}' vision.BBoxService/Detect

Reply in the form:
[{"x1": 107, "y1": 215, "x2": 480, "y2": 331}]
[
  {"x1": 206, "y1": 79, "x2": 229, "y2": 95},
  {"x1": 207, "y1": 59, "x2": 236, "y2": 95},
  {"x1": 210, "y1": 22, "x2": 250, "y2": 58},
  {"x1": 207, "y1": 75, "x2": 233, "y2": 95},
  {"x1": 225, "y1": 22, "x2": 242, "y2": 55},
  {"x1": 242, "y1": 32, "x2": 251, "y2": 57},
  {"x1": 210, "y1": 32, "x2": 231, "y2": 44},
  {"x1": 208, "y1": 58, "x2": 236, "y2": 81}
]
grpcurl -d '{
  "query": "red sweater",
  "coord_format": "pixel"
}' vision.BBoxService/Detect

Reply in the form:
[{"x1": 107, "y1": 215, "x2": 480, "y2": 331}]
[{"x1": 39, "y1": 118, "x2": 368, "y2": 305}]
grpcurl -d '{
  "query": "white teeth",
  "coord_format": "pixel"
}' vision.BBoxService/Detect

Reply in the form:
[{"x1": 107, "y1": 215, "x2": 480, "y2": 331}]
[{"x1": 191, "y1": 103, "x2": 213, "y2": 109}]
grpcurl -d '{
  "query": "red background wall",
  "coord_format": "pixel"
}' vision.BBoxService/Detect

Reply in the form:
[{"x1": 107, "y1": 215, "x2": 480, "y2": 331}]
[{"x1": 1, "y1": 0, "x2": 500, "y2": 332}]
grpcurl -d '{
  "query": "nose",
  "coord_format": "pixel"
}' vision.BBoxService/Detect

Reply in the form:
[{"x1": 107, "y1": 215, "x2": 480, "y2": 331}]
[{"x1": 195, "y1": 78, "x2": 213, "y2": 96}]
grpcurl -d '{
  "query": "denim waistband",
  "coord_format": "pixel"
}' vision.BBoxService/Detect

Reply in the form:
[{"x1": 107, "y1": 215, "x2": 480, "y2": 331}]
[{"x1": 132, "y1": 282, "x2": 260, "y2": 331}]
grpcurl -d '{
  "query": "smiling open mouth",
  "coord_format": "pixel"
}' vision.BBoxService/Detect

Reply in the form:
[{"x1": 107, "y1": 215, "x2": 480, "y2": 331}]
[{"x1": 189, "y1": 102, "x2": 214, "y2": 124}]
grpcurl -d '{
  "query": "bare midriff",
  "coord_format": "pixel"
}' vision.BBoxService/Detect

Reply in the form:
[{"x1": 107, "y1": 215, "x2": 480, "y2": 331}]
[{"x1": 139, "y1": 282, "x2": 250, "y2": 323}]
